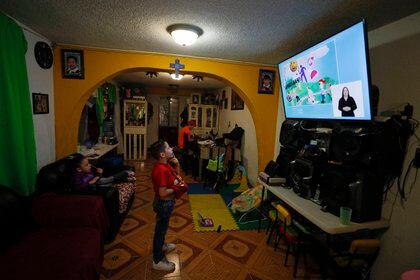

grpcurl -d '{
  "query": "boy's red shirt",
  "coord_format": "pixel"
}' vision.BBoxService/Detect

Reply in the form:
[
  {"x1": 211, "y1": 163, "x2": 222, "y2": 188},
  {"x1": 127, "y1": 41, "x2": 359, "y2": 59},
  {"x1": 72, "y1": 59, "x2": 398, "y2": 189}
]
[{"x1": 151, "y1": 162, "x2": 188, "y2": 199}]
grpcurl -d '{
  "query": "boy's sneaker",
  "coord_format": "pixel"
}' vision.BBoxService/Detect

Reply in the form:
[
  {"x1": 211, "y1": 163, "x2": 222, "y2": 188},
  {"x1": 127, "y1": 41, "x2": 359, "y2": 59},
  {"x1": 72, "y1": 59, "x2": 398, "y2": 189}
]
[
  {"x1": 162, "y1": 243, "x2": 176, "y2": 253},
  {"x1": 152, "y1": 259, "x2": 175, "y2": 271}
]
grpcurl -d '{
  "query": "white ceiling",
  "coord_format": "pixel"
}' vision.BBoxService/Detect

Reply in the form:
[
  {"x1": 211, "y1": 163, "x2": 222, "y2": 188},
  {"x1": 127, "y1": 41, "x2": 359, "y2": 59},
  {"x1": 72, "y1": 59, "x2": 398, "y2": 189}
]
[
  {"x1": 114, "y1": 72, "x2": 226, "y2": 90},
  {"x1": 1, "y1": 0, "x2": 420, "y2": 64}
]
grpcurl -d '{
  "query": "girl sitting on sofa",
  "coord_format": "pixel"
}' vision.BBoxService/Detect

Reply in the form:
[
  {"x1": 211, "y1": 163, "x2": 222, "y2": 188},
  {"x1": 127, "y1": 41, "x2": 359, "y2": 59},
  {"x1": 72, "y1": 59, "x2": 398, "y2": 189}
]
[{"x1": 71, "y1": 156, "x2": 135, "y2": 190}]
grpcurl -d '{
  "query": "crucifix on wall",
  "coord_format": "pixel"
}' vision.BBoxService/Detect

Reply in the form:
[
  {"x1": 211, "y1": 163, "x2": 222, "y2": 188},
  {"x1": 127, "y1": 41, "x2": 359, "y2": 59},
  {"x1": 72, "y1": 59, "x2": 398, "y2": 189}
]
[{"x1": 169, "y1": 59, "x2": 185, "y2": 79}]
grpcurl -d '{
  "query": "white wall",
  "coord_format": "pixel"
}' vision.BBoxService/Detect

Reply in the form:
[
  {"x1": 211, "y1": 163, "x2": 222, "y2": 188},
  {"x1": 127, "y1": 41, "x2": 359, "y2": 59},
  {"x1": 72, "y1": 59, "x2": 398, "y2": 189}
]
[
  {"x1": 368, "y1": 14, "x2": 420, "y2": 280},
  {"x1": 218, "y1": 87, "x2": 258, "y2": 186},
  {"x1": 22, "y1": 28, "x2": 55, "y2": 170}
]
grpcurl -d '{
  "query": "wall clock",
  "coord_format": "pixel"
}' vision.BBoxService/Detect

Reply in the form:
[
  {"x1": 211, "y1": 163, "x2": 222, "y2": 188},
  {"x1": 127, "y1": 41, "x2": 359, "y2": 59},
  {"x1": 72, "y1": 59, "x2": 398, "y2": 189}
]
[{"x1": 34, "y1": 41, "x2": 53, "y2": 69}]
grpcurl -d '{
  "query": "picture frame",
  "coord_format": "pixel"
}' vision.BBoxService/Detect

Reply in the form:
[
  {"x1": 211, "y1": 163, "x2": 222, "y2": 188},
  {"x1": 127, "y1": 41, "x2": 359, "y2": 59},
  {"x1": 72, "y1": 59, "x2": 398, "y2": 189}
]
[
  {"x1": 231, "y1": 90, "x2": 244, "y2": 110},
  {"x1": 258, "y1": 69, "x2": 275, "y2": 94},
  {"x1": 61, "y1": 49, "x2": 84, "y2": 79},
  {"x1": 192, "y1": 94, "x2": 200, "y2": 104},
  {"x1": 32, "y1": 93, "x2": 49, "y2": 114}
]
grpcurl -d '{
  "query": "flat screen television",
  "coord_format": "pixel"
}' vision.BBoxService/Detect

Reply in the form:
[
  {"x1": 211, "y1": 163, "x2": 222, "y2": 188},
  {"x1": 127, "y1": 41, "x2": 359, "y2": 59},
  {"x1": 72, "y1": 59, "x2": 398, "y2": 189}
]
[{"x1": 278, "y1": 20, "x2": 372, "y2": 121}]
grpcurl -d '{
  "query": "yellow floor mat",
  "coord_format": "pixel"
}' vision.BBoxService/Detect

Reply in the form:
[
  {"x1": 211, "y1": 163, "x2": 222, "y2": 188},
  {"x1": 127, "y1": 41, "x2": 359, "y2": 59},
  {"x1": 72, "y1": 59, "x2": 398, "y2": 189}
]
[{"x1": 189, "y1": 194, "x2": 239, "y2": 232}]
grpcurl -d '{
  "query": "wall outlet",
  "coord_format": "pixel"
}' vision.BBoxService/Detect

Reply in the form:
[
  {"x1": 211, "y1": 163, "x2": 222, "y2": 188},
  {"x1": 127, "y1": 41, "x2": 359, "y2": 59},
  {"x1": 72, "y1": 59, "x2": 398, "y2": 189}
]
[{"x1": 414, "y1": 147, "x2": 420, "y2": 168}]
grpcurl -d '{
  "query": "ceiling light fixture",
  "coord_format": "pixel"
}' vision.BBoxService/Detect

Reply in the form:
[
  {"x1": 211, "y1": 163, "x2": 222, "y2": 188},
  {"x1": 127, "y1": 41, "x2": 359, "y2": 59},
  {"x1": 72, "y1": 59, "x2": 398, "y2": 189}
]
[
  {"x1": 170, "y1": 73, "x2": 183, "y2": 80},
  {"x1": 167, "y1": 24, "x2": 203, "y2": 46}
]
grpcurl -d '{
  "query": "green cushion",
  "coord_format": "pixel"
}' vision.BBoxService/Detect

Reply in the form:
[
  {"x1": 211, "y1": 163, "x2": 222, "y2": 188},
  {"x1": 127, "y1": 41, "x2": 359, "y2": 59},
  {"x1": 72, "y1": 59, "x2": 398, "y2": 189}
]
[
  {"x1": 285, "y1": 225, "x2": 299, "y2": 237},
  {"x1": 269, "y1": 209, "x2": 277, "y2": 221}
]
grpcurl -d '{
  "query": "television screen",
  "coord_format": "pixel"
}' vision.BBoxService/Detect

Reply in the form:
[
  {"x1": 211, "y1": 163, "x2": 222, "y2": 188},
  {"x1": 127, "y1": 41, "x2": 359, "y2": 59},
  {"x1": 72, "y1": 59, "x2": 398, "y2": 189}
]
[{"x1": 278, "y1": 21, "x2": 372, "y2": 120}]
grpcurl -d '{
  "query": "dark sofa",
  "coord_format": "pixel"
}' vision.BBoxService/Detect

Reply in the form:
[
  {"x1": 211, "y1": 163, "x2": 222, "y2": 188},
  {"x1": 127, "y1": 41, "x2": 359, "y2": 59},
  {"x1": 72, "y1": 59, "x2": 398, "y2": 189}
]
[
  {"x1": 36, "y1": 153, "x2": 135, "y2": 240},
  {"x1": 0, "y1": 185, "x2": 108, "y2": 280}
]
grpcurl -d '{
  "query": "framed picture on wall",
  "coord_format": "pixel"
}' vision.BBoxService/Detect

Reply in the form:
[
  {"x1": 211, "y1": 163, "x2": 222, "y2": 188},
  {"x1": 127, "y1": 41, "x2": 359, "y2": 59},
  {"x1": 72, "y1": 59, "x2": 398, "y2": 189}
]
[
  {"x1": 231, "y1": 90, "x2": 244, "y2": 110},
  {"x1": 61, "y1": 49, "x2": 84, "y2": 79},
  {"x1": 32, "y1": 93, "x2": 49, "y2": 114},
  {"x1": 192, "y1": 94, "x2": 200, "y2": 104},
  {"x1": 258, "y1": 69, "x2": 275, "y2": 94}
]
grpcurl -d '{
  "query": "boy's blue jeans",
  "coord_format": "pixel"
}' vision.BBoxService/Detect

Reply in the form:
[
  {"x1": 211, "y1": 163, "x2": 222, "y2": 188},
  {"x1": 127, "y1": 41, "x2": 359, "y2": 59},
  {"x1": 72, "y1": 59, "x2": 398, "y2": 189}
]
[{"x1": 152, "y1": 199, "x2": 174, "y2": 263}]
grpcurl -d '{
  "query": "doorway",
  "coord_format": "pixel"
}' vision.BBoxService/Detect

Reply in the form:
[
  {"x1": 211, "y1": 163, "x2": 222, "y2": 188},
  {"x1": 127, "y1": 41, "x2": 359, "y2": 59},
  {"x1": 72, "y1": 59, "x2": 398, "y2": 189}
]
[{"x1": 158, "y1": 97, "x2": 179, "y2": 147}]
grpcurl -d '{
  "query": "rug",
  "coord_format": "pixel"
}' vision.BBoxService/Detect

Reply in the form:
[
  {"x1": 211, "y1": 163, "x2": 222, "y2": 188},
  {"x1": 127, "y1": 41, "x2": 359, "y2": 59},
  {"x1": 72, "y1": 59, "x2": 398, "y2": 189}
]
[
  {"x1": 189, "y1": 194, "x2": 239, "y2": 232},
  {"x1": 187, "y1": 183, "x2": 215, "y2": 194}
]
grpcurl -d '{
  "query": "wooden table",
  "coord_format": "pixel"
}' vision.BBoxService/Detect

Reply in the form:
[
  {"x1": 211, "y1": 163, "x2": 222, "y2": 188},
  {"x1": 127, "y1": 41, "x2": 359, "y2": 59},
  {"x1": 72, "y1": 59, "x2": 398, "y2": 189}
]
[
  {"x1": 80, "y1": 144, "x2": 119, "y2": 160},
  {"x1": 258, "y1": 178, "x2": 390, "y2": 235}
]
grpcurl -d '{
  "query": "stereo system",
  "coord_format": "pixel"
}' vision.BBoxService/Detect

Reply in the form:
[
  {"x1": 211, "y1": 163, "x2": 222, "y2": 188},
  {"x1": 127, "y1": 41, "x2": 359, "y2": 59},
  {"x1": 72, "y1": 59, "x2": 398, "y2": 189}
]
[{"x1": 270, "y1": 118, "x2": 410, "y2": 222}]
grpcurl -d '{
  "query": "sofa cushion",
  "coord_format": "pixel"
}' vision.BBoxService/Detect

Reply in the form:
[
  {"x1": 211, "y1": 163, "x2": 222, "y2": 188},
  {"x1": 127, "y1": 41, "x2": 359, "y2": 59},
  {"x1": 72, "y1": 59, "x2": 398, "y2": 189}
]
[
  {"x1": 0, "y1": 185, "x2": 33, "y2": 252},
  {"x1": 0, "y1": 227, "x2": 102, "y2": 280},
  {"x1": 36, "y1": 154, "x2": 80, "y2": 193},
  {"x1": 32, "y1": 192, "x2": 109, "y2": 240}
]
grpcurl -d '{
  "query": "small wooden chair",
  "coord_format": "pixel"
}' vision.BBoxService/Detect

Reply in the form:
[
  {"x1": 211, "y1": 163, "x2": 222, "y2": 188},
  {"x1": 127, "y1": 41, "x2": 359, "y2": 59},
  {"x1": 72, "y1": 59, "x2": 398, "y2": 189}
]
[
  {"x1": 266, "y1": 203, "x2": 313, "y2": 278},
  {"x1": 331, "y1": 239, "x2": 380, "y2": 280}
]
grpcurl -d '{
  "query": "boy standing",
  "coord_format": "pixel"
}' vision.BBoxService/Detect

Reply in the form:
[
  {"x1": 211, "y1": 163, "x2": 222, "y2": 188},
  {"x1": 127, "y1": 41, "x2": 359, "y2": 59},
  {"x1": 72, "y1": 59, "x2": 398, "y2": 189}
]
[{"x1": 150, "y1": 140, "x2": 187, "y2": 271}]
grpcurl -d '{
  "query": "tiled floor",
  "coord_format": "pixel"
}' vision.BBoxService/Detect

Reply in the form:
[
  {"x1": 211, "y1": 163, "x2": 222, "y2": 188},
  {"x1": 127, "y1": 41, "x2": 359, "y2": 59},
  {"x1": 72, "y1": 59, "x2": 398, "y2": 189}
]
[{"x1": 100, "y1": 159, "x2": 322, "y2": 280}]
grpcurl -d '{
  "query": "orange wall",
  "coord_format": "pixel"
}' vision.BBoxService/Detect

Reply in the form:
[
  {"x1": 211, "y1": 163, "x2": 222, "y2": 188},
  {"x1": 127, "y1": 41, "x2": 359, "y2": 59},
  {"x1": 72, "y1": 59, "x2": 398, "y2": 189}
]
[{"x1": 53, "y1": 46, "x2": 279, "y2": 172}]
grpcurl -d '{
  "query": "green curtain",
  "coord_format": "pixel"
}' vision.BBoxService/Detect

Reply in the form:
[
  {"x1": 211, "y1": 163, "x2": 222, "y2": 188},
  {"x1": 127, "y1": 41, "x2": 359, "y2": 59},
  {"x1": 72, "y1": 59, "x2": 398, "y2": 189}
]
[
  {"x1": 0, "y1": 12, "x2": 37, "y2": 196},
  {"x1": 96, "y1": 83, "x2": 116, "y2": 136}
]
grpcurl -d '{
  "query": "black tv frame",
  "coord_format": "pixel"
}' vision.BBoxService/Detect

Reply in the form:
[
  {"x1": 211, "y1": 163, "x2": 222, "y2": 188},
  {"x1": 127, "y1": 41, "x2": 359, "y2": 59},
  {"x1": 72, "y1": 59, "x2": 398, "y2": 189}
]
[{"x1": 277, "y1": 19, "x2": 374, "y2": 124}]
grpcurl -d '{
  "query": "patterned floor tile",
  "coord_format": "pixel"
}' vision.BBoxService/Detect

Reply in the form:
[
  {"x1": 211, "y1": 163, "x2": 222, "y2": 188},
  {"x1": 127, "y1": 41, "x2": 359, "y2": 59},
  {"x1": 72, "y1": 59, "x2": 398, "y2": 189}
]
[
  {"x1": 119, "y1": 215, "x2": 148, "y2": 236},
  {"x1": 132, "y1": 196, "x2": 150, "y2": 210},
  {"x1": 112, "y1": 258, "x2": 148, "y2": 280},
  {"x1": 247, "y1": 246, "x2": 302, "y2": 280},
  {"x1": 169, "y1": 213, "x2": 192, "y2": 233},
  {"x1": 171, "y1": 239, "x2": 204, "y2": 269},
  {"x1": 185, "y1": 250, "x2": 242, "y2": 280},
  {"x1": 213, "y1": 234, "x2": 257, "y2": 265},
  {"x1": 101, "y1": 242, "x2": 145, "y2": 278},
  {"x1": 101, "y1": 157, "x2": 306, "y2": 279},
  {"x1": 137, "y1": 175, "x2": 152, "y2": 183},
  {"x1": 174, "y1": 197, "x2": 187, "y2": 208},
  {"x1": 172, "y1": 203, "x2": 192, "y2": 218},
  {"x1": 136, "y1": 184, "x2": 152, "y2": 193},
  {"x1": 175, "y1": 224, "x2": 226, "y2": 249}
]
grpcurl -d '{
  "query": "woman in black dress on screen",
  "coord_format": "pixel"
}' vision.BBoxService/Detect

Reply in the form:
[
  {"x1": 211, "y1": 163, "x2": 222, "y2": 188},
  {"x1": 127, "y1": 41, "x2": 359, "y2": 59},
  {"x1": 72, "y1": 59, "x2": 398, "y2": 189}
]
[{"x1": 338, "y1": 87, "x2": 357, "y2": 117}]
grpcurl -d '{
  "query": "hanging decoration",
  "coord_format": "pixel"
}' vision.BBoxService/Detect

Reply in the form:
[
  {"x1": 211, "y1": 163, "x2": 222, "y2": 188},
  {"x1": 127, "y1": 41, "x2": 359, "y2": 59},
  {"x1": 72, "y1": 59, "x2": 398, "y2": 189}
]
[
  {"x1": 146, "y1": 71, "x2": 158, "y2": 78},
  {"x1": 192, "y1": 75, "x2": 203, "y2": 82}
]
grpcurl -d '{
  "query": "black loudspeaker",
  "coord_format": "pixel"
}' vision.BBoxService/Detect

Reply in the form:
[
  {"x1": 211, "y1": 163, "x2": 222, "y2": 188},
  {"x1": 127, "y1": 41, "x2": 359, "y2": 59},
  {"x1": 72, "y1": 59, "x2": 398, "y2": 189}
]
[
  {"x1": 264, "y1": 161, "x2": 282, "y2": 177},
  {"x1": 280, "y1": 120, "x2": 301, "y2": 149},
  {"x1": 319, "y1": 164, "x2": 382, "y2": 222},
  {"x1": 275, "y1": 147, "x2": 298, "y2": 178},
  {"x1": 330, "y1": 127, "x2": 365, "y2": 163},
  {"x1": 289, "y1": 157, "x2": 314, "y2": 198},
  {"x1": 330, "y1": 126, "x2": 383, "y2": 164}
]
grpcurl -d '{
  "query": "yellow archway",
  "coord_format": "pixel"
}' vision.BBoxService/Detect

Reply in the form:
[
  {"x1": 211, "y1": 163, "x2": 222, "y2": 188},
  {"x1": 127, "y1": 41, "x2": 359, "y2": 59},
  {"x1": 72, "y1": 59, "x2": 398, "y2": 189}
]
[{"x1": 53, "y1": 46, "x2": 279, "y2": 172}]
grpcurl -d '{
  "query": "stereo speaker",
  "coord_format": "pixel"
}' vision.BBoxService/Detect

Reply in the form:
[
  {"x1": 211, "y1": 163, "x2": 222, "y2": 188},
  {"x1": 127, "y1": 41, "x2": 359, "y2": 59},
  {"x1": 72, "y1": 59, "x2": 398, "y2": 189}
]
[
  {"x1": 319, "y1": 164, "x2": 382, "y2": 222},
  {"x1": 279, "y1": 120, "x2": 301, "y2": 149},
  {"x1": 275, "y1": 146, "x2": 298, "y2": 178}
]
